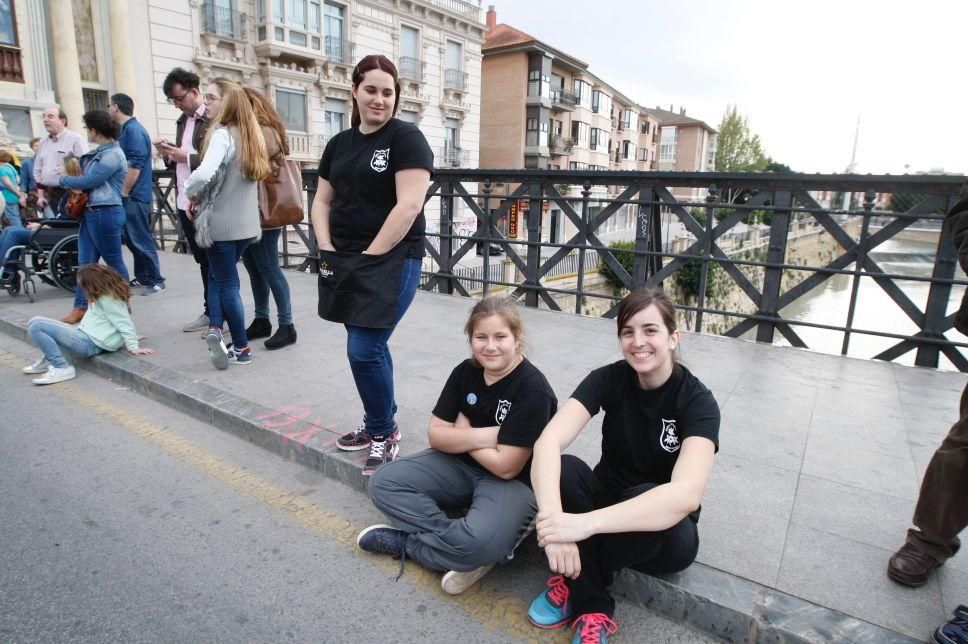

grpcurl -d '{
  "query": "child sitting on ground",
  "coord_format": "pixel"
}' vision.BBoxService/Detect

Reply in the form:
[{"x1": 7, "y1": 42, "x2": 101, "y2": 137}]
[{"x1": 23, "y1": 264, "x2": 154, "y2": 385}]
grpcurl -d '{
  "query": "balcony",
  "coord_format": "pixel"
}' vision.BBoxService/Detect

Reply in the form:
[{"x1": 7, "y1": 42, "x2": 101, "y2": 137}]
[
  {"x1": 286, "y1": 132, "x2": 322, "y2": 162},
  {"x1": 201, "y1": 0, "x2": 246, "y2": 40},
  {"x1": 439, "y1": 146, "x2": 470, "y2": 167},
  {"x1": 549, "y1": 135, "x2": 575, "y2": 156},
  {"x1": 399, "y1": 57, "x2": 425, "y2": 82},
  {"x1": 550, "y1": 88, "x2": 577, "y2": 111},
  {"x1": 0, "y1": 45, "x2": 22, "y2": 84},
  {"x1": 323, "y1": 36, "x2": 354, "y2": 66},
  {"x1": 443, "y1": 68, "x2": 468, "y2": 92}
]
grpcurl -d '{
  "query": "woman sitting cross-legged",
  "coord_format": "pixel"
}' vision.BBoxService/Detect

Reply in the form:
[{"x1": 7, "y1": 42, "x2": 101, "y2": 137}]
[
  {"x1": 527, "y1": 288, "x2": 720, "y2": 644},
  {"x1": 358, "y1": 296, "x2": 557, "y2": 595},
  {"x1": 23, "y1": 264, "x2": 154, "y2": 385}
]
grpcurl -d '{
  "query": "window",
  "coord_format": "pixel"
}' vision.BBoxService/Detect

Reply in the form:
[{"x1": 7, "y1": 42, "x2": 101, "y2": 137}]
[
  {"x1": 399, "y1": 26, "x2": 421, "y2": 79},
  {"x1": 324, "y1": 98, "x2": 345, "y2": 138},
  {"x1": 397, "y1": 110, "x2": 419, "y2": 124},
  {"x1": 640, "y1": 120, "x2": 650, "y2": 134},
  {"x1": 705, "y1": 133, "x2": 717, "y2": 170},
  {"x1": 620, "y1": 109, "x2": 636, "y2": 131},
  {"x1": 0, "y1": 0, "x2": 18, "y2": 46},
  {"x1": 639, "y1": 147, "x2": 649, "y2": 162},
  {"x1": 659, "y1": 126, "x2": 677, "y2": 163},
  {"x1": 444, "y1": 40, "x2": 464, "y2": 90},
  {"x1": 571, "y1": 121, "x2": 589, "y2": 147},
  {"x1": 276, "y1": 88, "x2": 307, "y2": 131},
  {"x1": 528, "y1": 69, "x2": 549, "y2": 97},
  {"x1": 552, "y1": 119, "x2": 562, "y2": 136},
  {"x1": 573, "y1": 80, "x2": 590, "y2": 107},
  {"x1": 323, "y1": 2, "x2": 345, "y2": 57},
  {"x1": 444, "y1": 117, "x2": 460, "y2": 150},
  {"x1": 526, "y1": 117, "x2": 548, "y2": 147},
  {"x1": 569, "y1": 161, "x2": 588, "y2": 171},
  {"x1": 590, "y1": 128, "x2": 609, "y2": 152},
  {"x1": 591, "y1": 90, "x2": 611, "y2": 115},
  {"x1": 622, "y1": 140, "x2": 636, "y2": 160}
]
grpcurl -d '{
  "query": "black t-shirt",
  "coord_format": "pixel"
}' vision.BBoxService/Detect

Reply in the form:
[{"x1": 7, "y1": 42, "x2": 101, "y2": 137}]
[
  {"x1": 432, "y1": 358, "x2": 558, "y2": 483},
  {"x1": 572, "y1": 361, "x2": 720, "y2": 515},
  {"x1": 317, "y1": 119, "x2": 434, "y2": 258}
]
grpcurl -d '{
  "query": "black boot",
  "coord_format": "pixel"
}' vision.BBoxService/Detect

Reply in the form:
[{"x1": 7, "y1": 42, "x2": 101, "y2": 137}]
[
  {"x1": 264, "y1": 323, "x2": 297, "y2": 350},
  {"x1": 246, "y1": 317, "x2": 272, "y2": 340}
]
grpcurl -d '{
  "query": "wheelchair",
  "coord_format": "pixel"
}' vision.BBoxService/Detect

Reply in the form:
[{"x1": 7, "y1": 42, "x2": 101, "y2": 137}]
[{"x1": 0, "y1": 220, "x2": 80, "y2": 303}]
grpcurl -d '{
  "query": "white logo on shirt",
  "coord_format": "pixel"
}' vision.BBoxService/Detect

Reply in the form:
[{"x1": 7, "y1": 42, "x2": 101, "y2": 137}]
[
  {"x1": 660, "y1": 418, "x2": 680, "y2": 453},
  {"x1": 370, "y1": 148, "x2": 390, "y2": 172},
  {"x1": 495, "y1": 399, "x2": 511, "y2": 425}
]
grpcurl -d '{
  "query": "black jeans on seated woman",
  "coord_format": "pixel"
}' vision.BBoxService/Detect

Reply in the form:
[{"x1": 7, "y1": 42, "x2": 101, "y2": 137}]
[{"x1": 558, "y1": 454, "x2": 699, "y2": 616}]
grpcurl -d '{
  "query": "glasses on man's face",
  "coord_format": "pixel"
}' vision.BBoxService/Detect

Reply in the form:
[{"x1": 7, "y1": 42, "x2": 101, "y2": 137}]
[
  {"x1": 203, "y1": 93, "x2": 221, "y2": 103},
  {"x1": 167, "y1": 91, "x2": 190, "y2": 105}
]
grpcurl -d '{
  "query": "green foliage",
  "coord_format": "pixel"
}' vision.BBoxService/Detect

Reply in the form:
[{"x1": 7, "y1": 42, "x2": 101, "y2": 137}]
[
  {"x1": 599, "y1": 240, "x2": 636, "y2": 290},
  {"x1": 764, "y1": 158, "x2": 793, "y2": 173},
  {"x1": 674, "y1": 258, "x2": 726, "y2": 299},
  {"x1": 715, "y1": 105, "x2": 768, "y2": 174}
]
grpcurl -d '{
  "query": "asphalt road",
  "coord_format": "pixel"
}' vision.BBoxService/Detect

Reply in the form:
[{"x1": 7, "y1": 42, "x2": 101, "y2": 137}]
[{"x1": 0, "y1": 331, "x2": 713, "y2": 643}]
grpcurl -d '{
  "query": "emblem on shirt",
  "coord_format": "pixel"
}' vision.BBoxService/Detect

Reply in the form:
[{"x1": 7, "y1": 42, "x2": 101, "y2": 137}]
[
  {"x1": 495, "y1": 399, "x2": 512, "y2": 425},
  {"x1": 370, "y1": 148, "x2": 390, "y2": 172},
  {"x1": 467, "y1": 393, "x2": 478, "y2": 405},
  {"x1": 319, "y1": 260, "x2": 334, "y2": 279},
  {"x1": 660, "y1": 418, "x2": 680, "y2": 453}
]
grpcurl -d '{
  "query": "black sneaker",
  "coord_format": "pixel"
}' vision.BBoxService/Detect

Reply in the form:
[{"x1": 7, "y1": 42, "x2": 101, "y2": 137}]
[
  {"x1": 336, "y1": 418, "x2": 401, "y2": 451},
  {"x1": 362, "y1": 438, "x2": 399, "y2": 476},
  {"x1": 935, "y1": 605, "x2": 968, "y2": 644},
  {"x1": 357, "y1": 524, "x2": 408, "y2": 557},
  {"x1": 129, "y1": 278, "x2": 144, "y2": 287}
]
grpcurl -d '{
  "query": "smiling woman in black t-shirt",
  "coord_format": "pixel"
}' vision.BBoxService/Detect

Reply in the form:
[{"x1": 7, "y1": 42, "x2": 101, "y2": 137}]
[
  {"x1": 310, "y1": 55, "x2": 434, "y2": 477},
  {"x1": 527, "y1": 289, "x2": 720, "y2": 643},
  {"x1": 357, "y1": 297, "x2": 557, "y2": 596}
]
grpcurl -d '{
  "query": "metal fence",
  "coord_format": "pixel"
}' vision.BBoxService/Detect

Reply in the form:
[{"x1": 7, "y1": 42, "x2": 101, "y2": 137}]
[{"x1": 150, "y1": 169, "x2": 967, "y2": 371}]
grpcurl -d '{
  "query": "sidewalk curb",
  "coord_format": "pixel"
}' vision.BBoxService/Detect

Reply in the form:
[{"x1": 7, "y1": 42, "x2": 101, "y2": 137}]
[{"x1": 0, "y1": 312, "x2": 919, "y2": 644}]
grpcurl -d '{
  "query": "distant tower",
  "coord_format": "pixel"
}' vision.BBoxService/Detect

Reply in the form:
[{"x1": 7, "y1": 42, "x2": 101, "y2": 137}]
[{"x1": 842, "y1": 115, "x2": 861, "y2": 211}]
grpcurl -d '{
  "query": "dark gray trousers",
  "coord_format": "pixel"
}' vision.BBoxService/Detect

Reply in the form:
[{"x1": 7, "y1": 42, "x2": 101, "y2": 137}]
[{"x1": 369, "y1": 449, "x2": 537, "y2": 572}]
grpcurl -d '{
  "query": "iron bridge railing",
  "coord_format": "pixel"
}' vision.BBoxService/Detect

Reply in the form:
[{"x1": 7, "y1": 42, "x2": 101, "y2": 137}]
[{"x1": 149, "y1": 169, "x2": 967, "y2": 371}]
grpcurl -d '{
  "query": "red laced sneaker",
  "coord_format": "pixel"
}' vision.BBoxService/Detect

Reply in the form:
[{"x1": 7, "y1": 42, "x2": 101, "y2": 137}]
[
  {"x1": 572, "y1": 613, "x2": 618, "y2": 644},
  {"x1": 527, "y1": 574, "x2": 573, "y2": 628}
]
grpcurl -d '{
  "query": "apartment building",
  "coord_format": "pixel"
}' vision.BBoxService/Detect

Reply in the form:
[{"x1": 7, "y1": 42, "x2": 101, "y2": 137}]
[
  {"x1": 480, "y1": 7, "x2": 668, "y2": 248},
  {"x1": 0, "y1": 0, "x2": 486, "y2": 172}
]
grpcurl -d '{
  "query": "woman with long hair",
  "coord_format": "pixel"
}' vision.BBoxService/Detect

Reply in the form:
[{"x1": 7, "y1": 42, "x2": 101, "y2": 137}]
[
  {"x1": 240, "y1": 87, "x2": 297, "y2": 350},
  {"x1": 184, "y1": 77, "x2": 271, "y2": 369},
  {"x1": 311, "y1": 55, "x2": 434, "y2": 476},
  {"x1": 58, "y1": 109, "x2": 129, "y2": 324},
  {"x1": 360, "y1": 297, "x2": 557, "y2": 595},
  {"x1": 527, "y1": 289, "x2": 720, "y2": 644},
  {"x1": 23, "y1": 264, "x2": 154, "y2": 385}
]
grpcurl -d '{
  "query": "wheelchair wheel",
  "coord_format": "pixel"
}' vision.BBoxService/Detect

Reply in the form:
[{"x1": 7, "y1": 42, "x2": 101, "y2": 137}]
[
  {"x1": 23, "y1": 276, "x2": 34, "y2": 303},
  {"x1": 50, "y1": 234, "x2": 79, "y2": 293}
]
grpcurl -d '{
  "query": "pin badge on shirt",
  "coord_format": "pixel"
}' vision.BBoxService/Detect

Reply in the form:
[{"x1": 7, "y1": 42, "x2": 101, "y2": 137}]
[{"x1": 467, "y1": 393, "x2": 478, "y2": 405}]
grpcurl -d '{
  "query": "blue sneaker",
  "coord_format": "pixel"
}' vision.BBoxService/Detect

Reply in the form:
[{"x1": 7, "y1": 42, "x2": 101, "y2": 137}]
[
  {"x1": 528, "y1": 575, "x2": 573, "y2": 629},
  {"x1": 227, "y1": 345, "x2": 252, "y2": 365},
  {"x1": 357, "y1": 524, "x2": 408, "y2": 556},
  {"x1": 935, "y1": 605, "x2": 968, "y2": 644},
  {"x1": 571, "y1": 613, "x2": 618, "y2": 644}
]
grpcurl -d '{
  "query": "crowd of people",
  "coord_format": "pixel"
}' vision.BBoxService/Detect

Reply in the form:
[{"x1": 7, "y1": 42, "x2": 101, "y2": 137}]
[{"x1": 3, "y1": 54, "x2": 965, "y2": 644}]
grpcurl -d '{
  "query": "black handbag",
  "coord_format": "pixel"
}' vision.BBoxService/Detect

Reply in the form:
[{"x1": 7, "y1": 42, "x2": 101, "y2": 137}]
[{"x1": 317, "y1": 245, "x2": 407, "y2": 328}]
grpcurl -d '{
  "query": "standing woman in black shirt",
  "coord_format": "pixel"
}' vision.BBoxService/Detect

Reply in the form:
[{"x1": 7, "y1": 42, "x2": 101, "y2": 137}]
[
  {"x1": 357, "y1": 297, "x2": 557, "y2": 595},
  {"x1": 311, "y1": 55, "x2": 434, "y2": 476},
  {"x1": 527, "y1": 289, "x2": 720, "y2": 643}
]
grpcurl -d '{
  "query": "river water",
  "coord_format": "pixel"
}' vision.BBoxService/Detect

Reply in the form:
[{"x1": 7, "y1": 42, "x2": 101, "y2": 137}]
[{"x1": 765, "y1": 237, "x2": 966, "y2": 370}]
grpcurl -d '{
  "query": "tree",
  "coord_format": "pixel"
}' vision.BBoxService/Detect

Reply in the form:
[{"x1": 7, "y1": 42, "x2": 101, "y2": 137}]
[
  {"x1": 715, "y1": 105, "x2": 768, "y2": 175},
  {"x1": 765, "y1": 158, "x2": 793, "y2": 173},
  {"x1": 598, "y1": 240, "x2": 635, "y2": 291}
]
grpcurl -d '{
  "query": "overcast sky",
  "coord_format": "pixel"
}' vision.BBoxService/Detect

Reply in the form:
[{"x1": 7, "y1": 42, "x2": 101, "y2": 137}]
[{"x1": 494, "y1": 0, "x2": 965, "y2": 175}]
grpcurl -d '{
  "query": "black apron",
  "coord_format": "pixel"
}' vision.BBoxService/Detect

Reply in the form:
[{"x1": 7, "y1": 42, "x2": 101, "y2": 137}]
[{"x1": 317, "y1": 244, "x2": 407, "y2": 328}]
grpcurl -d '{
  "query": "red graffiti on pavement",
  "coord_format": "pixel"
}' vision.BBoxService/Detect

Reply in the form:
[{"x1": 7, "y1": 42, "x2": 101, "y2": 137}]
[{"x1": 258, "y1": 406, "x2": 338, "y2": 445}]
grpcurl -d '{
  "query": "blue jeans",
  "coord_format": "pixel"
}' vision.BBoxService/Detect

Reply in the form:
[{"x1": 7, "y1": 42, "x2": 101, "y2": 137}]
[
  {"x1": 122, "y1": 197, "x2": 164, "y2": 287},
  {"x1": 241, "y1": 227, "x2": 292, "y2": 325},
  {"x1": 3, "y1": 201, "x2": 22, "y2": 229},
  {"x1": 0, "y1": 226, "x2": 31, "y2": 278},
  {"x1": 76, "y1": 204, "x2": 129, "y2": 308},
  {"x1": 206, "y1": 238, "x2": 254, "y2": 348},
  {"x1": 346, "y1": 256, "x2": 422, "y2": 439},
  {"x1": 27, "y1": 316, "x2": 103, "y2": 368}
]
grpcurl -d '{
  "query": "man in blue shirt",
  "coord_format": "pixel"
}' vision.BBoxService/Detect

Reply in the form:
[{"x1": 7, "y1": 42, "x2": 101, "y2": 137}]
[{"x1": 110, "y1": 93, "x2": 166, "y2": 295}]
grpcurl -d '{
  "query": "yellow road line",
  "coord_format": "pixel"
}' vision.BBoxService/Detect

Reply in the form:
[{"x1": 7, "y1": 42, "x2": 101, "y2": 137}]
[{"x1": 0, "y1": 346, "x2": 562, "y2": 643}]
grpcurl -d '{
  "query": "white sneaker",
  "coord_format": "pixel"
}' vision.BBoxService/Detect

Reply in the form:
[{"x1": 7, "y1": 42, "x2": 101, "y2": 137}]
[
  {"x1": 205, "y1": 329, "x2": 229, "y2": 370},
  {"x1": 441, "y1": 564, "x2": 495, "y2": 595},
  {"x1": 22, "y1": 357, "x2": 50, "y2": 374},
  {"x1": 32, "y1": 365, "x2": 76, "y2": 385}
]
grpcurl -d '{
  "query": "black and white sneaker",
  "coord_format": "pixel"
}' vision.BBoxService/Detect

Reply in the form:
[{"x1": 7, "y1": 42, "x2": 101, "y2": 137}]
[
  {"x1": 336, "y1": 418, "x2": 401, "y2": 451},
  {"x1": 362, "y1": 438, "x2": 399, "y2": 476}
]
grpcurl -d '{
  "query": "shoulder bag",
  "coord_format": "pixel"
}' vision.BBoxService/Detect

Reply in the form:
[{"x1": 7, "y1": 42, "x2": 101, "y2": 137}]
[{"x1": 258, "y1": 159, "x2": 304, "y2": 228}]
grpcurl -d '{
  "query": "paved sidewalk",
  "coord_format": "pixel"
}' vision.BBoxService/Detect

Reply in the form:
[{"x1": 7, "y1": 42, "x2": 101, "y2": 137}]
[{"x1": 1, "y1": 248, "x2": 965, "y2": 642}]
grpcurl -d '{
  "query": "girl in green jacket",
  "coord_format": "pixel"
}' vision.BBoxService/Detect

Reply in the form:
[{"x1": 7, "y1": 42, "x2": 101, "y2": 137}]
[{"x1": 23, "y1": 264, "x2": 154, "y2": 385}]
